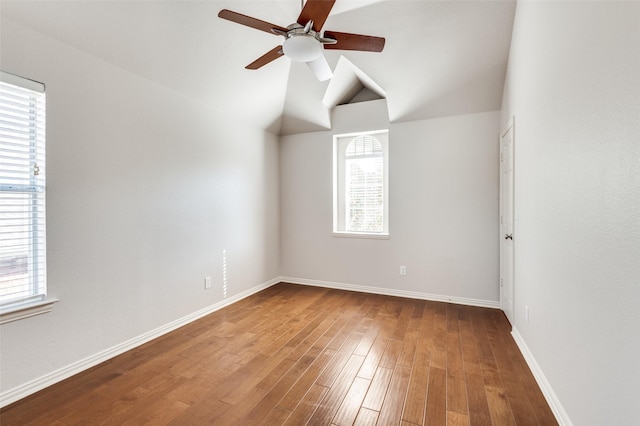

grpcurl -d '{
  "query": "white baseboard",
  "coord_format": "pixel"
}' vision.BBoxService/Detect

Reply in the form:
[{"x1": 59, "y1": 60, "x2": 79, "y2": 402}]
[
  {"x1": 280, "y1": 276, "x2": 500, "y2": 309},
  {"x1": 511, "y1": 328, "x2": 572, "y2": 426},
  {"x1": 0, "y1": 277, "x2": 280, "y2": 408}
]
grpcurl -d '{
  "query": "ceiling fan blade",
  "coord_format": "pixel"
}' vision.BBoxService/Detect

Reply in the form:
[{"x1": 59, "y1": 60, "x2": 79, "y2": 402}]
[
  {"x1": 306, "y1": 55, "x2": 333, "y2": 81},
  {"x1": 246, "y1": 46, "x2": 284, "y2": 70},
  {"x1": 297, "y1": 0, "x2": 336, "y2": 32},
  {"x1": 323, "y1": 31, "x2": 385, "y2": 52},
  {"x1": 218, "y1": 9, "x2": 289, "y2": 35}
]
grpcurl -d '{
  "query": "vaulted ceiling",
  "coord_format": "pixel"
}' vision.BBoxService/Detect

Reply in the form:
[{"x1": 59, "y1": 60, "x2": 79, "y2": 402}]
[{"x1": 0, "y1": 0, "x2": 516, "y2": 135}]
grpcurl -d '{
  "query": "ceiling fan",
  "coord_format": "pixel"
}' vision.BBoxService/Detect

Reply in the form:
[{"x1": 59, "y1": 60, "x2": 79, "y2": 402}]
[{"x1": 218, "y1": 0, "x2": 385, "y2": 81}]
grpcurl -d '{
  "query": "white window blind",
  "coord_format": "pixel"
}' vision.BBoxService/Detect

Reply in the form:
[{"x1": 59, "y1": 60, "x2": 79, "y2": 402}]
[
  {"x1": 345, "y1": 135, "x2": 384, "y2": 233},
  {"x1": 0, "y1": 71, "x2": 46, "y2": 308}
]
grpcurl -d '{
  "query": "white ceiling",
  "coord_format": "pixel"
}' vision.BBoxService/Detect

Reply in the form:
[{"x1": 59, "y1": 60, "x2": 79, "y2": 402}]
[{"x1": 0, "y1": 0, "x2": 516, "y2": 135}]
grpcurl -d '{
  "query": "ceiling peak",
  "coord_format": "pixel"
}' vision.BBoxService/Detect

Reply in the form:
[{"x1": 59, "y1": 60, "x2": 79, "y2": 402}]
[{"x1": 323, "y1": 56, "x2": 385, "y2": 109}]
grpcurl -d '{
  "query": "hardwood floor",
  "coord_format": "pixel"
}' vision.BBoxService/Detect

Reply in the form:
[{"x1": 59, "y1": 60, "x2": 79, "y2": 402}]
[{"x1": 0, "y1": 283, "x2": 557, "y2": 425}]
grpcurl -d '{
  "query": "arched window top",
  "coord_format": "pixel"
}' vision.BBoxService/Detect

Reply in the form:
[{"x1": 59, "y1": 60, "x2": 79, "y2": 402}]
[{"x1": 346, "y1": 135, "x2": 383, "y2": 157}]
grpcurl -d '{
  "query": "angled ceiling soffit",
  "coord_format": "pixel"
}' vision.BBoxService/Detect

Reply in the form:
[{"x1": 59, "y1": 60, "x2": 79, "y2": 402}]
[
  {"x1": 281, "y1": 56, "x2": 388, "y2": 136},
  {"x1": 323, "y1": 56, "x2": 386, "y2": 109}
]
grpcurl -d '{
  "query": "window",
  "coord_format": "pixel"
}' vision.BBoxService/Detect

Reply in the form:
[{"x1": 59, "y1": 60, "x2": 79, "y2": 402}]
[
  {"x1": 0, "y1": 71, "x2": 53, "y2": 323},
  {"x1": 333, "y1": 130, "x2": 389, "y2": 237}
]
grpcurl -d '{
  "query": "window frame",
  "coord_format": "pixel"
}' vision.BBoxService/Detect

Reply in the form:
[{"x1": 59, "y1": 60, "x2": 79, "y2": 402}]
[
  {"x1": 333, "y1": 129, "x2": 389, "y2": 239},
  {"x1": 0, "y1": 71, "x2": 56, "y2": 324}
]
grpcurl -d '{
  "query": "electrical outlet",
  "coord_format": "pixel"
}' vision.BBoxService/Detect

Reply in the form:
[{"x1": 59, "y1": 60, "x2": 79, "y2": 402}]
[
  {"x1": 204, "y1": 276, "x2": 212, "y2": 290},
  {"x1": 400, "y1": 266, "x2": 407, "y2": 276}
]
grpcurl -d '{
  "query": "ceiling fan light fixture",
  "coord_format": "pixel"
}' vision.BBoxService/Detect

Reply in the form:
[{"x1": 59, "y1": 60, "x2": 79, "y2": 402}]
[{"x1": 283, "y1": 35, "x2": 323, "y2": 62}]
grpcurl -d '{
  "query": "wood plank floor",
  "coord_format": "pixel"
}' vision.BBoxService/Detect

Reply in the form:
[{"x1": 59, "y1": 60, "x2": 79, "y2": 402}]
[{"x1": 0, "y1": 283, "x2": 557, "y2": 425}]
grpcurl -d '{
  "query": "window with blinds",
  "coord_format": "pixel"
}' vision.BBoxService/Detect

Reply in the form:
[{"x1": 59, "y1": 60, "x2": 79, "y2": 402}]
[
  {"x1": 0, "y1": 71, "x2": 46, "y2": 309},
  {"x1": 334, "y1": 130, "x2": 389, "y2": 237},
  {"x1": 345, "y1": 135, "x2": 384, "y2": 232}
]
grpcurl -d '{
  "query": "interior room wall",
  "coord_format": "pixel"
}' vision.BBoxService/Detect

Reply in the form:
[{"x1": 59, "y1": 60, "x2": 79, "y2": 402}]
[
  {"x1": 0, "y1": 18, "x2": 280, "y2": 397},
  {"x1": 280, "y1": 105, "x2": 500, "y2": 306},
  {"x1": 500, "y1": 1, "x2": 640, "y2": 424}
]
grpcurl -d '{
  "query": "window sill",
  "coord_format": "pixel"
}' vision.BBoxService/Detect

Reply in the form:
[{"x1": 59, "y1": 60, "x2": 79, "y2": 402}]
[
  {"x1": 332, "y1": 232, "x2": 390, "y2": 240},
  {"x1": 0, "y1": 298, "x2": 59, "y2": 325}
]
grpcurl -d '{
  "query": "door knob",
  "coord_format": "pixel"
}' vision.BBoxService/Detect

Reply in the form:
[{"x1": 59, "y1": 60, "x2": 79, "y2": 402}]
[{"x1": 504, "y1": 233, "x2": 513, "y2": 240}]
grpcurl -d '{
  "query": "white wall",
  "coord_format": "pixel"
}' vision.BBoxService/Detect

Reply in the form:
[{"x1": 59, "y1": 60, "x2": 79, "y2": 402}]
[
  {"x1": 0, "y1": 19, "x2": 280, "y2": 396},
  {"x1": 280, "y1": 103, "x2": 500, "y2": 306},
  {"x1": 501, "y1": 1, "x2": 640, "y2": 425}
]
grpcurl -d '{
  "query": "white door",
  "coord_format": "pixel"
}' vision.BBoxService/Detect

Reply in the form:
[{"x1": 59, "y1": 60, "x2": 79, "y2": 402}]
[{"x1": 500, "y1": 121, "x2": 515, "y2": 325}]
